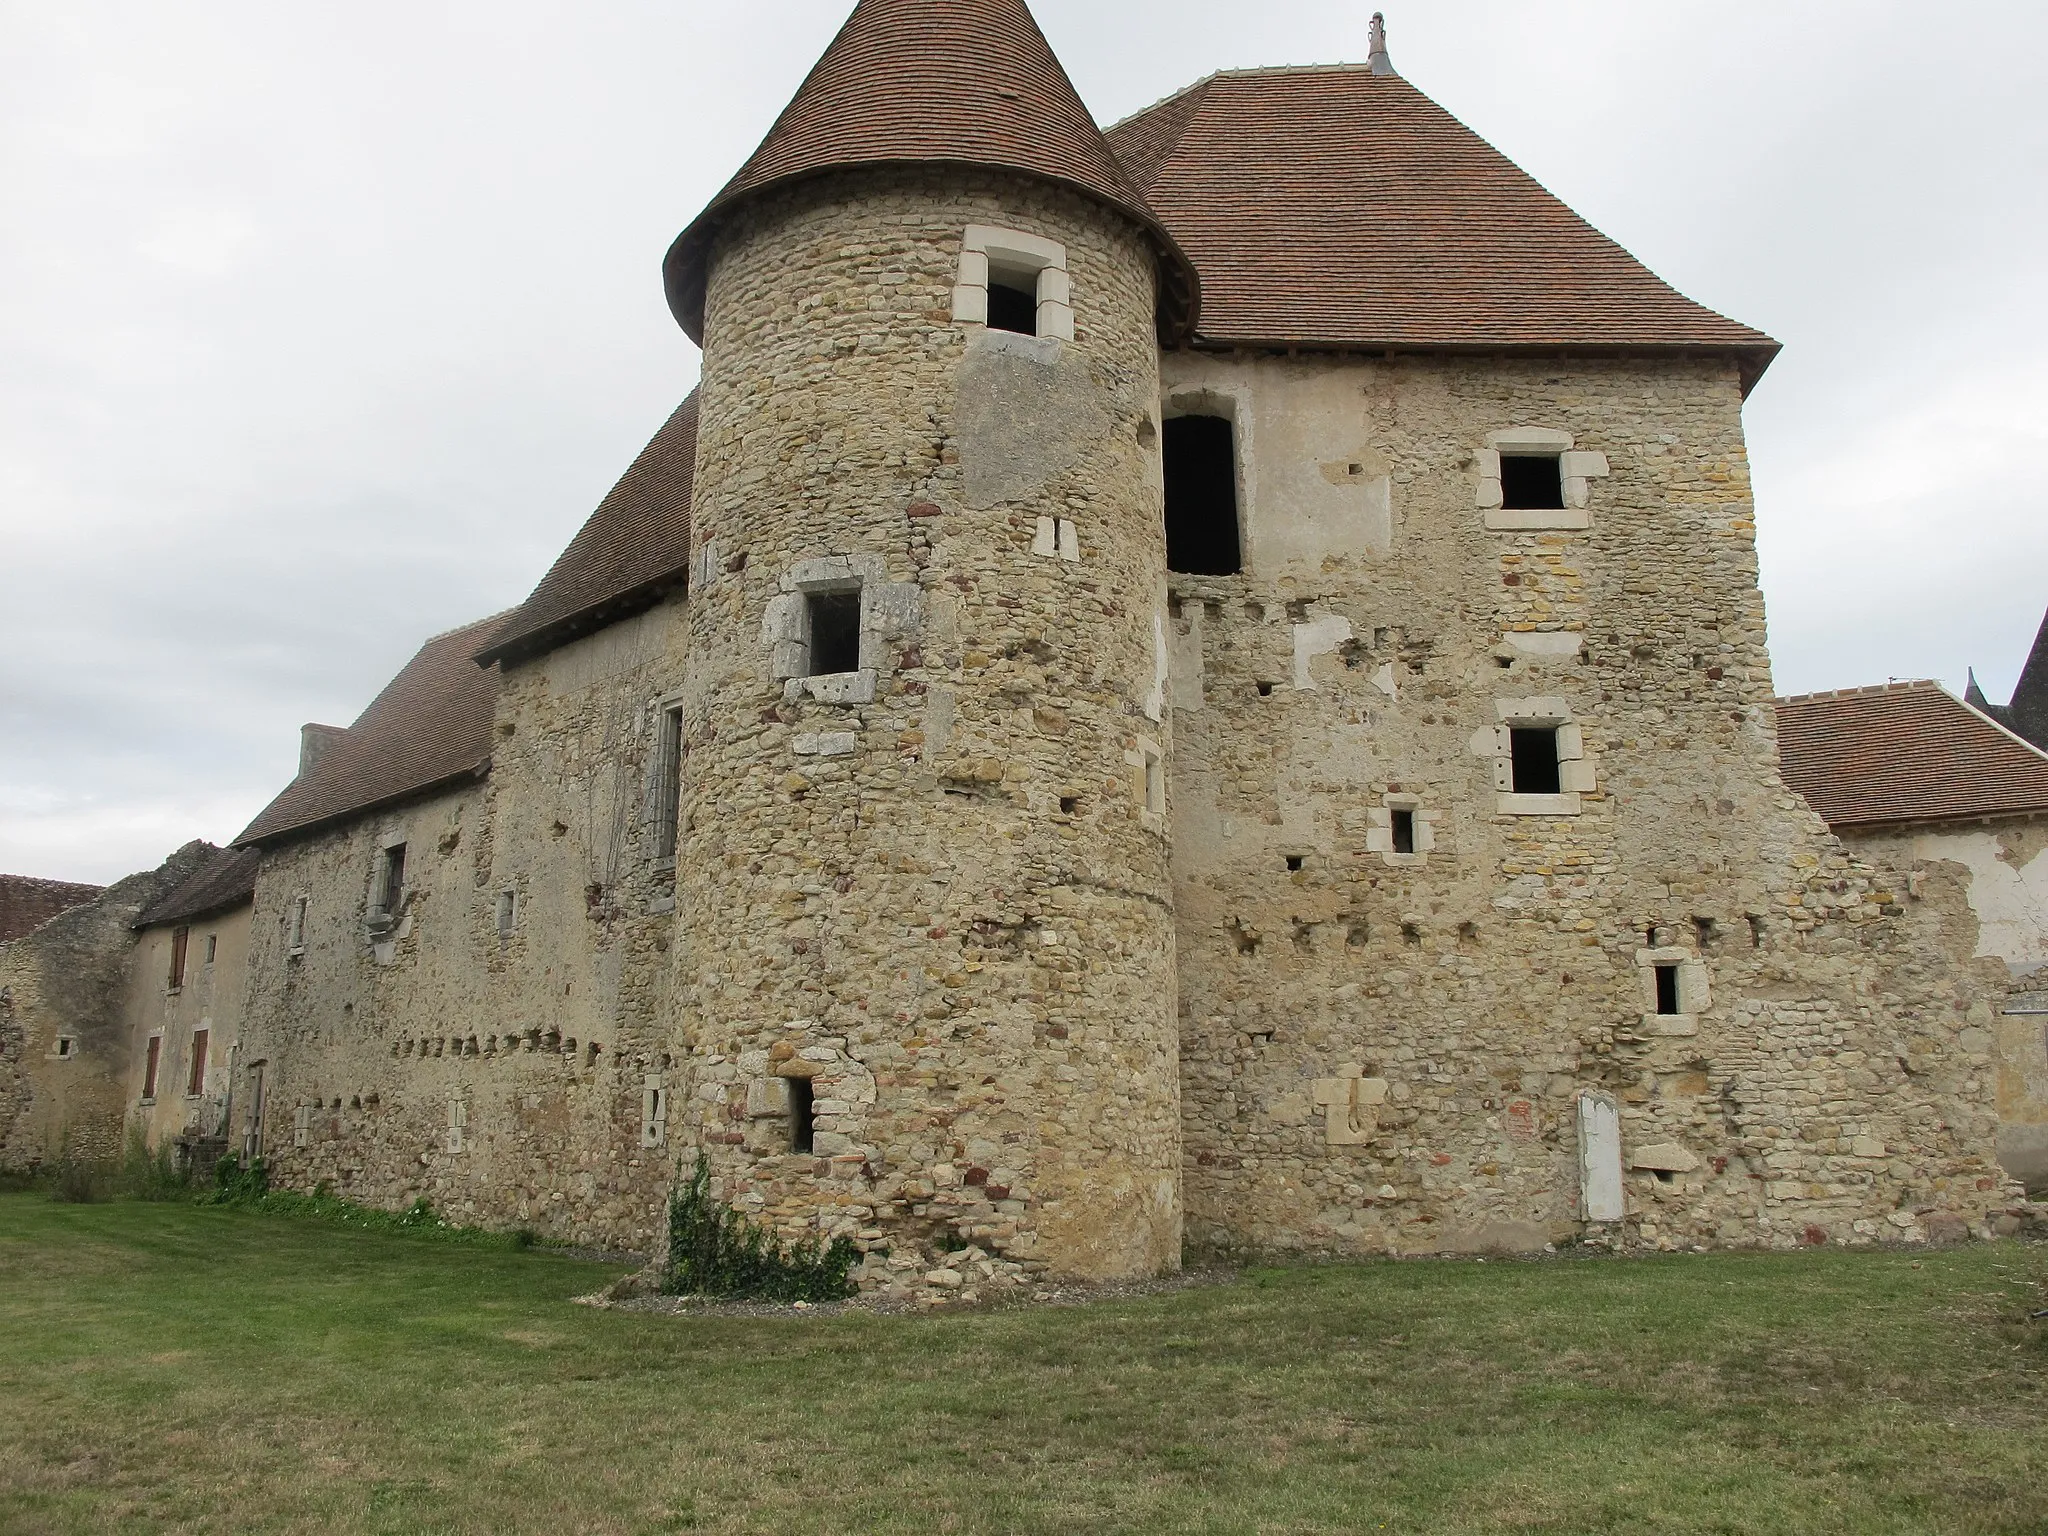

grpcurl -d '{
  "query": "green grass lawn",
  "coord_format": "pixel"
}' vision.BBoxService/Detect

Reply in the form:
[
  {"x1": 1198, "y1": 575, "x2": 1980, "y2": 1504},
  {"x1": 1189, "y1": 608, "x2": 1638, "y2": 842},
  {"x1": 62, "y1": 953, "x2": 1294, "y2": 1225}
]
[{"x1": 1, "y1": 1196, "x2": 2043, "y2": 1534}]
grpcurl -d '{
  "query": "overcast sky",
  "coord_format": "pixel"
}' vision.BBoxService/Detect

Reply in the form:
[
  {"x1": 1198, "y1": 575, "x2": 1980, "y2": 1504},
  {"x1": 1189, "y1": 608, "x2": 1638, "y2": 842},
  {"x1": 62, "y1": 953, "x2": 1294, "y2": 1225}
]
[{"x1": 3, "y1": 0, "x2": 2044, "y2": 884}]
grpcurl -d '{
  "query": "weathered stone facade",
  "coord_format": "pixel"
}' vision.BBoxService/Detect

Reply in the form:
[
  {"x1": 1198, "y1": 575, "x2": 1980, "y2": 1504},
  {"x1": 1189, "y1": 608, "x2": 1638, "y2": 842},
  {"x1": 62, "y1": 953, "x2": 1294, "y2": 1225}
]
[
  {"x1": 205, "y1": 22, "x2": 2028, "y2": 1285},
  {"x1": 1, "y1": 846, "x2": 212, "y2": 1167}
]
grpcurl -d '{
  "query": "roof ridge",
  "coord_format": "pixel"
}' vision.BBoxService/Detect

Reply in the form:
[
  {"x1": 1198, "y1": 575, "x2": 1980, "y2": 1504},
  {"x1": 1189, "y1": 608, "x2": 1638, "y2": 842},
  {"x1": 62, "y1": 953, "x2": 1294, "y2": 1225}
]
[
  {"x1": 421, "y1": 607, "x2": 518, "y2": 647},
  {"x1": 1778, "y1": 680, "x2": 1941, "y2": 704}
]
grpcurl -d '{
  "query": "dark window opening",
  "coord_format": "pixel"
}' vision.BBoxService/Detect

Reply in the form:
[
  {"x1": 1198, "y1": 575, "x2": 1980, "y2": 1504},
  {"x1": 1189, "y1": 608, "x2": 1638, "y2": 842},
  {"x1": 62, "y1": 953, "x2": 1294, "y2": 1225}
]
[
  {"x1": 168, "y1": 926, "x2": 189, "y2": 989},
  {"x1": 377, "y1": 844, "x2": 407, "y2": 915},
  {"x1": 57, "y1": 1037, "x2": 74, "y2": 1059},
  {"x1": 1509, "y1": 727, "x2": 1562, "y2": 795},
  {"x1": 187, "y1": 1029, "x2": 209, "y2": 1096},
  {"x1": 1653, "y1": 1169, "x2": 1676, "y2": 1185},
  {"x1": 806, "y1": 589, "x2": 861, "y2": 677},
  {"x1": 1500, "y1": 454, "x2": 1563, "y2": 510},
  {"x1": 1285, "y1": 854, "x2": 1304, "y2": 872},
  {"x1": 986, "y1": 279, "x2": 1037, "y2": 335},
  {"x1": 1164, "y1": 415, "x2": 1242, "y2": 575},
  {"x1": 1255, "y1": 681, "x2": 1275, "y2": 698},
  {"x1": 652, "y1": 705, "x2": 685, "y2": 861},
  {"x1": 142, "y1": 1036, "x2": 159, "y2": 1094},
  {"x1": 1059, "y1": 796, "x2": 1078, "y2": 815},
  {"x1": 1654, "y1": 963, "x2": 1681, "y2": 1016},
  {"x1": 1391, "y1": 807, "x2": 1416, "y2": 855},
  {"x1": 788, "y1": 1076, "x2": 815, "y2": 1154}
]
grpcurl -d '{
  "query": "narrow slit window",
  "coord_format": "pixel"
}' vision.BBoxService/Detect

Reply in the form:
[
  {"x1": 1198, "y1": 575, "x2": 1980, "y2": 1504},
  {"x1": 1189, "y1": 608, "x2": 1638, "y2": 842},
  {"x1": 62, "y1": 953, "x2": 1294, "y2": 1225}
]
[
  {"x1": 652, "y1": 704, "x2": 685, "y2": 861},
  {"x1": 289, "y1": 896, "x2": 308, "y2": 953},
  {"x1": 1509, "y1": 727, "x2": 1562, "y2": 795},
  {"x1": 805, "y1": 589, "x2": 862, "y2": 677},
  {"x1": 1164, "y1": 416, "x2": 1242, "y2": 575},
  {"x1": 985, "y1": 269, "x2": 1038, "y2": 335},
  {"x1": 143, "y1": 1036, "x2": 161, "y2": 1098},
  {"x1": 496, "y1": 890, "x2": 518, "y2": 937},
  {"x1": 788, "y1": 1076, "x2": 815, "y2": 1154},
  {"x1": 204, "y1": 933, "x2": 217, "y2": 965},
  {"x1": 1654, "y1": 963, "x2": 1681, "y2": 1016},
  {"x1": 168, "y1": 926, "x2": 189, "y2": 989},
  {"x1": 1391, "y1": 807, "x2": 1416, "y2": 855},
  {"x1": 1500, "y1": 454, "x2": 1563, "y2": 510},
  {"x1": 376, "y1": 844, "x2": 407, "y2": 915},
  {"x1": 187, "y1": 1029, "x2": 209, "y2": 1095}
]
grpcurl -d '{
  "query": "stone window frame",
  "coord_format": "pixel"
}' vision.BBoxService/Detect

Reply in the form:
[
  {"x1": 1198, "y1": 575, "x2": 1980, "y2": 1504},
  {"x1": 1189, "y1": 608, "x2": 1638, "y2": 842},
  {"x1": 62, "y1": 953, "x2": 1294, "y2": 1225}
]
[
  {"x1": 1365, "y1": 793, "x2": 1438, "y2": 866},
  {"x1": 641, "y1": 1076, "x2": 668, "y2": 1149},
  {"x1": 950, "y1": 224, "x2": 1074, "y2": 342},
  {"x1": 287, "y1": 894, "x2": 309, "y2": 958},
  {"x1": 1160, "y1": 387, "x2": 1250, "y2": 579},
  {"x1": 645, "y1": 691, "x2": 688, "y2": 871},
  {"x1": 494, "y1": 887, "x2": 519, "y2": 939},
  {"x1": 292, "y1": 1102, "x2": 311, "y2": 1148},
  {"x1": 140, "y1": 1031, "x2": 162, "y2": 1099},
  {"x1": 763, "y1": 554, "x2": 922, "y2": 711},
  {"x1": 1477, "y1": 427, "x2": 1610, "y2": 531},
  {"x1": 368, "y1": 831, "x2": 408, "y2": 928},
  {"x1": 1636, "y1": 946, "x2": 1711, "y2": 1036},
  {"x1": 1030, "y1": 516, "x2": 1081, "y2": 563},
  {"x1": 1477, "y1": 697, "x2": 1596, "y2": 815},
  {"x1": 1123, "y1": 733, "x2": 1168, "y2": 828},
  {"x1": 446, "y1": 1095, "x2": 468, "y2": 1155}
]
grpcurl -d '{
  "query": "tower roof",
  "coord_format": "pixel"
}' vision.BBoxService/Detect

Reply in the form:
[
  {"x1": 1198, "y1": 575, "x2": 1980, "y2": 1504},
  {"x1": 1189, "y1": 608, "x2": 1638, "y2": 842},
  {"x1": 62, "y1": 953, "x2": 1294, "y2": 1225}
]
[
  {"x1": 1107, "y1": 66, "x2": 1779, "y2": 388},
  {"x1": 664, "y1": 0, "x2": 1197, "y2": 344},
  {"x1": 2007, "y1": 605, "x2": 2048, "y2": 751}
]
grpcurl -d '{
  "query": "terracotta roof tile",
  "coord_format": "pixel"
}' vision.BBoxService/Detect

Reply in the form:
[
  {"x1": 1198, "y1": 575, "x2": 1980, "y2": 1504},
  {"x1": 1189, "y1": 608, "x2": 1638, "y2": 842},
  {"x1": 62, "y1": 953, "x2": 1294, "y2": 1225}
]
[
  {"x1": 133, "y1": 845, "x2": 262, "y2": 929},
  {"x1": 235, "y1": 615, "x2": 506, "y2": 848},
  {"x1": 0, "y1": 875, "x2": 104, "y2": 944},
  {"x1": 1776, "y1": 681, "x2": 2048, "y2": 830},
  {"x1": 1107, "y1": 67, "x2": 1778, "y2": 385},
  {"x1": 664, "y1": 0, "x2": 1196, "y2": 343},
  {"x1": 477, "y1": 393, "x2": 699, "y2": 668}
]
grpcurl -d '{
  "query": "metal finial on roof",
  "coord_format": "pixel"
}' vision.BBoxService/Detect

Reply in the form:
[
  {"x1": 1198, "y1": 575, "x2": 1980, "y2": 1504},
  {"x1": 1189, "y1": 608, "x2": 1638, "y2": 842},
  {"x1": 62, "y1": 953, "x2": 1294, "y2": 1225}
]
[{"x1": 1367, "y1": 12, "x2": 1395, "y2": 75}]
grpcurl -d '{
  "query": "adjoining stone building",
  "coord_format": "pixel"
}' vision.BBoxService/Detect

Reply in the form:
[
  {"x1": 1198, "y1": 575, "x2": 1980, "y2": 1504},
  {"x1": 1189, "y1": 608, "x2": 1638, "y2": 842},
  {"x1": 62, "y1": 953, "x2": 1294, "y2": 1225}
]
[
  {"x1": 216, "y1": 0, "x2": 2024, "y2": 1283},
  {"x1": 1, "y1": 844, "x2": 221, "y2": 1167},
  {"x1": 1779, "y1": 680, "x2": 2048, "y2": 1192}
]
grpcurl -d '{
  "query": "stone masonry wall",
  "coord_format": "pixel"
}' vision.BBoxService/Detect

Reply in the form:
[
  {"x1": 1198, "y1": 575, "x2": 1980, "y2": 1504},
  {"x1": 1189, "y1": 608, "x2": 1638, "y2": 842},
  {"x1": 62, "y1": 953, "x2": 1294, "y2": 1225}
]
[
  {"x1": 1843, "y1": 819, "x2": 2048, "y2": 1192},
  {"x1": 237, "y1": 606, "x2": 684, "y2": 1251},
  {"x1": 675, "y1": 167, "x2": 1181, "y2": 1288},
  {"x1": 124, "y1": 905, "x2": 252, "y2": 1154},
  {"x1": 1, "y1": 846, "x2": 211, "y2": 1167},
  {"x1": 1163, "y1": 350, "x2": 2012, "y2": 1255}
]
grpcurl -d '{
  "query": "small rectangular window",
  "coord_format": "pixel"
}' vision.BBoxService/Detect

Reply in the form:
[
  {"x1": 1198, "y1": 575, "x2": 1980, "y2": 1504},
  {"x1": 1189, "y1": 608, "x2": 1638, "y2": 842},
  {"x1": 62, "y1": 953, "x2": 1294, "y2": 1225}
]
[
  {"x1": 652, "y1": 704, "x2": 685, "y2": 862},
  {"x1": 805, "y1": 589, "x2": 862, "y2": 677},
  {"x1": 168, "y1": 927, "x2": 189, "y2": 989},
  {"x1": 376, "y1": 844, "x2": 407, "y2": 915},
  {"x1": 143, "y1": 1036, "x2": 160, "y2": 1097},
  {"x1": 495, "y1": 890, "x2": 518, "y2": 937},
  {"x1": 1509, "y1": 727, "x2": 1562, "y2": 795},
  {"x1": 1164, "y1": 415, "x2": 1242, "y2": 576},
  {"x1": 1654, "y1": 963, "x2": 1681, "y2": 1016},
  {"x1": 187, "y1": 1029, "x2": 209, "y2": 1095},
  {"x1": 1500, "y1": 454, "x2": 1563, "y2": 510},
  {"x1": 1391, "y1": 807, "x2": 1416, "y2": 855},
  {"x1": 985, "y1": 271, "x2": 1038, "y2": 335},
  {"x1": 289, "y1": 896, "x2": 308, "y2": 953},
  {"x1": 788, "y1": 1076, "x2": 815, "y2": 1154},
  {"x1": 204, "y1": 933, "x2": 217, "y2": 964}
]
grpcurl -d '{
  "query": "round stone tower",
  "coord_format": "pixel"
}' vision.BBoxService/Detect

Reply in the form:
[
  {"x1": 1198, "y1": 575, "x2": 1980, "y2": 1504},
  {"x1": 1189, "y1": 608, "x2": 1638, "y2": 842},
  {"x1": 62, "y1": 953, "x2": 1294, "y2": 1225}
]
[{"x1": 657, "y1": 0, "x2": 1198, "y2": 1281}]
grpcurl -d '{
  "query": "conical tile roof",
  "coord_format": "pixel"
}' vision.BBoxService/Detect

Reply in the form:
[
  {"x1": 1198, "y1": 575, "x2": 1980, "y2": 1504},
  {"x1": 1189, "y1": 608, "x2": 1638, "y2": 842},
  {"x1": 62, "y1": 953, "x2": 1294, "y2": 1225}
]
[{"x1": 664, "y1": 0, "x2": 1196, "y2": 343}]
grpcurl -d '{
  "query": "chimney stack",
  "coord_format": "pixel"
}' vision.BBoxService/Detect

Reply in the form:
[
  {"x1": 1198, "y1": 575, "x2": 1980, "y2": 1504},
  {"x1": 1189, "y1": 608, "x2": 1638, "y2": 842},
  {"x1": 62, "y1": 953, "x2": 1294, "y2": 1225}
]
[{"x1": 299, "y1": 723, "x2": 346, "y2": 778}]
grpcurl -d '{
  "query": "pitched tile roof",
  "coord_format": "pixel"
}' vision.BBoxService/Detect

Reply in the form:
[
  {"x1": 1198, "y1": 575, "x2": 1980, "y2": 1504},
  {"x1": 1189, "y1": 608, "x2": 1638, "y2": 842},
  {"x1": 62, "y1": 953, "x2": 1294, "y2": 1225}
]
[
  {"x1": 476, "y1": 393, "x2": 700, "y2": 668},
  {"x1": 133, "y1": 845, "x2": 262, "y2": 929},
  {"x1": 1776, "y1": 680, "x2": 2048, "y2": 830},
  {"x1": 1106, "y1": 67, "x2": 1779, "y2": 388},
  {"x1": 0, "y1": 875, "x2": 105, "y2": 944},
  {"x1": 235, "y1": 614, "x2": 507, "y2": 848},
  {"x1": 664, "y1": 0, "x2": 1197, "y2": 344}
]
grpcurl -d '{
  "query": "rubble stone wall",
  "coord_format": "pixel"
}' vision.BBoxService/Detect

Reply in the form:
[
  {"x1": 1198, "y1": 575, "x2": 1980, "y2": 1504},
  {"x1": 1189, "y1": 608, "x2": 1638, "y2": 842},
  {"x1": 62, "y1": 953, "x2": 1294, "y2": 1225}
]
[
  {"x1": 0, "y1": 848, "x2": 209, "y2": 1167},
  {"x1": 237, "y1": 605, "x2": 685, "y2": 1252},
  {"x1": 1841, "y1": 818, "x2": 2048, "y2": 1193},
  {"x1": 1161, "y1": 350, "x2": 2013, "y2": 1255},
  {"x1": 673, "y1": 167, "x2": 1181, "y2": 1286}
]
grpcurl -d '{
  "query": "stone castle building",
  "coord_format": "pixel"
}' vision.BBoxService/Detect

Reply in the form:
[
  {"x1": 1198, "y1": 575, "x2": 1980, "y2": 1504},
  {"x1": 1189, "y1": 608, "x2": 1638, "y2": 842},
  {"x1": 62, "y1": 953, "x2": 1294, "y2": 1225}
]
[{"x1": 16, "y1": 2, "x2": 2035, "y2": 1286}]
